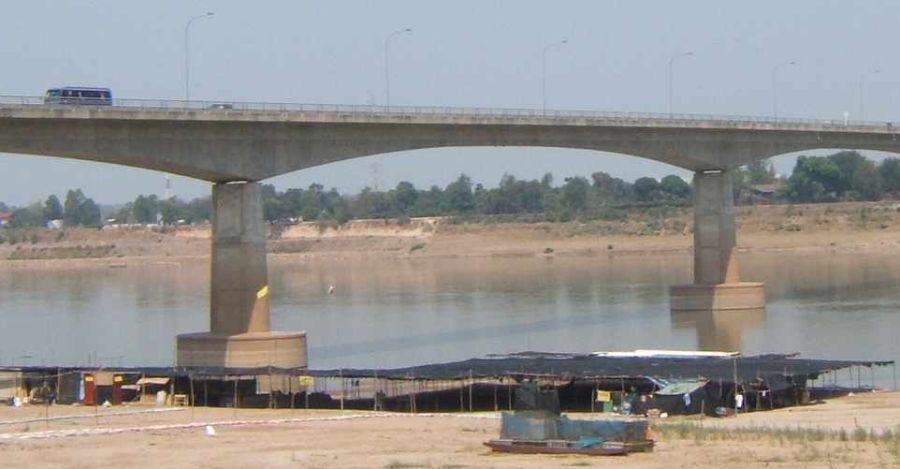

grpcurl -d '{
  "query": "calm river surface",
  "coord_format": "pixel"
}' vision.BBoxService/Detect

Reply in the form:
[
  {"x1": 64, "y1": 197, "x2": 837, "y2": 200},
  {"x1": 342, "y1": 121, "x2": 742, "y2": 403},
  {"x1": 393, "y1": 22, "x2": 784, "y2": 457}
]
[{"x1": 1, "y1": 251, "x2": 899, "y2": 385}]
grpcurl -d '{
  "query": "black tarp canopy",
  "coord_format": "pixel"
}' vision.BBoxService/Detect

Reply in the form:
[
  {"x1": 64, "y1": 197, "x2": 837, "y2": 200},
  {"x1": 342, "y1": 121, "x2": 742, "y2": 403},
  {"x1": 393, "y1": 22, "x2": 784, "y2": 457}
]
[
  {"x1": 2, "y1": 353, "x2": 891, "y2": 383},
  {"x1": 306, "y1": 353, "x2": 893, "y2": 382},
  {"x1": 309, "y1": 353, "x2": 894, "y2": 381}
]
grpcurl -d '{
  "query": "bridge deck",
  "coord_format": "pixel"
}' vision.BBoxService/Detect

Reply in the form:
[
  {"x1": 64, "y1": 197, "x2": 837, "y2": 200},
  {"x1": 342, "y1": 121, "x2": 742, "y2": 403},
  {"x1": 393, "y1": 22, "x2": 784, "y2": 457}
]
[{"x1": 1, "y1": 96, "x2": 896, "y2": 133}]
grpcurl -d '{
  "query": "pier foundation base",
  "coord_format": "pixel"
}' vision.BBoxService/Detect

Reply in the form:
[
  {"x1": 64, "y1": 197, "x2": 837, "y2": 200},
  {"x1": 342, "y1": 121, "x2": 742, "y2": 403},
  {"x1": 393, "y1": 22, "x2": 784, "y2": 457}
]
[
  {"x1": 669, "y1": 282, "x2": 766, "y2": 311},
  {"x1": 176, "y1": 331, "x2": 308, "y2": 368}
]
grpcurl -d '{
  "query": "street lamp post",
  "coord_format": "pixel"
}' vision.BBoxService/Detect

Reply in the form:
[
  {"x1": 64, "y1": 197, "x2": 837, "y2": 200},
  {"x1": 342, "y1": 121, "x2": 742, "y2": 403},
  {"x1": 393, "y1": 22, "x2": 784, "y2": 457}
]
[
  {"x1": 667, "y1": 51, "x2": 693, "y2": 117},
  {"x1": 184, "y1": 12, "x2": 215, "y2": 102},
  {"x1": 384, "y1": 28, "x2": 412, "y2": 107},
  {"x1": 771, "y1": 61, "x2": 796, "y2": 119},
  {"x1": 859, "y1": 69, "x2": 881, "y2": 122},
  {"x1": 541, "y1": 39, "x2": 568, "y2": 113}
]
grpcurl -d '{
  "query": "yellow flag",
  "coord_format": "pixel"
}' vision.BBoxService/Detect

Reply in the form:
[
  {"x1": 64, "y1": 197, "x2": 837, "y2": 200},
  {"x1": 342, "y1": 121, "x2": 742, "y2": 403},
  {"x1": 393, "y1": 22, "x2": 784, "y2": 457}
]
[{"x1": 256, "y1": 285, "x2": 269, "y2": 299}]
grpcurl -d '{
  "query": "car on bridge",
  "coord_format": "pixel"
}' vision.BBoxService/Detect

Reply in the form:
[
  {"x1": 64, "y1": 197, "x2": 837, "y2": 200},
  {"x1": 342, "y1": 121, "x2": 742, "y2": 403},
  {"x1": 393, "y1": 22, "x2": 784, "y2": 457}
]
[{"x1": 44, "y1": 87, "x2": 113, "y2": 106}]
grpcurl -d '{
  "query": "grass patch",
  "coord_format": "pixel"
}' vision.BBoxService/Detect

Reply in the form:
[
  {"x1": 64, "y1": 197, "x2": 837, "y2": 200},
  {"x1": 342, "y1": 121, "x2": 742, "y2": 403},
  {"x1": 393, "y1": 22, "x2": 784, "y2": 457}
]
[
  {"x1": 384, "y1": 462, "x2": 427, "y2": 469},
  {"x1": 655, "y1": 421, "x2": 900, "y2": 446},
  {"x1": 657, "y1": 422, "x2": 900, "y2": 464}
]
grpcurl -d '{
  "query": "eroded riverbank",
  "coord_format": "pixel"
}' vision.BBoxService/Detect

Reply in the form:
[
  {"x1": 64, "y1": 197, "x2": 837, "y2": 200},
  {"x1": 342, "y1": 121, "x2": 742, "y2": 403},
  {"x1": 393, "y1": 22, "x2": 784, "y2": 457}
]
[{"x1": 1, "y1": 201, "x2": 900, "y2": 269}]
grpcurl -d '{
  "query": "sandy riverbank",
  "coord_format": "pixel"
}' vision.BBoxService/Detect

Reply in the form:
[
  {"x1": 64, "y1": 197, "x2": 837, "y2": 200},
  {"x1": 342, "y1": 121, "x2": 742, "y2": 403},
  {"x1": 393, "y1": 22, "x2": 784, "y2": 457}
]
[
  {"x1": 0, "y1": 392, "x2": 898, "y2": 468},
  {"x1": 1, "y1": 201, "x2": 900, "y2": 269}
]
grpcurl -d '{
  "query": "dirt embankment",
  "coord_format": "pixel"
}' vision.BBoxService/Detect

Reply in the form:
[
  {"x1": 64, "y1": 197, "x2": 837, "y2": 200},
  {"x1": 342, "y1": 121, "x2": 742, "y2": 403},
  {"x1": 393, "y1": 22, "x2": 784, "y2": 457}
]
[{"x1": 1, "y1": 201, "x2": 900, "y2": 267}]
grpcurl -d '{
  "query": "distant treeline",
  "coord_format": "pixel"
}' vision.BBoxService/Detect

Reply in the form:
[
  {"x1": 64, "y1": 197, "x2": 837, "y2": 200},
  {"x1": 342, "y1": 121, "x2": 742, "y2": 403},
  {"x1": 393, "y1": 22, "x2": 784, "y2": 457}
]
[
  {"x1": 0, "y1": 189, "x2": 101, "y2": 228},
  {"x1": 778, "y1": 151, "x2": 900, "y2": 202},
  {"x1": 0, "y1": 172, "x2": 692, "y2": 228},
  {"x1": 2, "y1": 150, "x2": 899, "y2": 228},
  {"x1": 256, "y1": 172, "x2": 692, "y2": 224}
]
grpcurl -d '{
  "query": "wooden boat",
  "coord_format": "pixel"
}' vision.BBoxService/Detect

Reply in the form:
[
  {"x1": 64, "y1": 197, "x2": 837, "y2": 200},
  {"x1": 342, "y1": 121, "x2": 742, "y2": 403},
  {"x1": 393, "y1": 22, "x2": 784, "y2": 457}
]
[{"x1": 484, "y1": 438, "x2": 644, "y2": 456}]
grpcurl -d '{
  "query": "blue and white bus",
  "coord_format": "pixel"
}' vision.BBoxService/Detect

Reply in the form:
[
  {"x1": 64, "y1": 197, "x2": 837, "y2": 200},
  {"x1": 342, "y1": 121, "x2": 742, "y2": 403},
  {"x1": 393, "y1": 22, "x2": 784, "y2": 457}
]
[{"x1": 44, "y1": 87, "x2": 113, "y2": 106}]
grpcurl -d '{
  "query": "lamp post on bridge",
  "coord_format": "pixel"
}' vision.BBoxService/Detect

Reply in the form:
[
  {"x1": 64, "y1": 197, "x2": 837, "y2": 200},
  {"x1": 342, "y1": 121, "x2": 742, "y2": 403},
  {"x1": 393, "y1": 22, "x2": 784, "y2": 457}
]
[
  {"x1": 384, "y1": 28, "x2": 412, "y2": 107},
  {"x1": 184, "y1": 12, "x2": 215, "y2": 103},
  {"x1": 541, "y1": 39, "x2": 568, "y2": 113},
  {"x1": 667, "y1": 51, "x2": 693, "y2": 117},
  {"x1": 771, "y1": 61, "x2": 796, "y2": 120},
  {"x1": 859, "y1": 68, "x2": 881, "y2": 122}
]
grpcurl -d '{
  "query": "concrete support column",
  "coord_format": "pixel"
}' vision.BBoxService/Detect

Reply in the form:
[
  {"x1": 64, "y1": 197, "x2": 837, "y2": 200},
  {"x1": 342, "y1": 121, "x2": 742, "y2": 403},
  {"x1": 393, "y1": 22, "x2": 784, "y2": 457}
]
[
  {"x1": 176, "y1": 181, "x2": 307, "y2": 369},
  {"x1": 693, "y1": 170, "x2": 739, "y2": 285},
  {"x1": 210, "y1": 182, "x2": 270, "y2": 334},
  {"x1": 670, "y1": 170, "x2": 765, "y2": 313}
]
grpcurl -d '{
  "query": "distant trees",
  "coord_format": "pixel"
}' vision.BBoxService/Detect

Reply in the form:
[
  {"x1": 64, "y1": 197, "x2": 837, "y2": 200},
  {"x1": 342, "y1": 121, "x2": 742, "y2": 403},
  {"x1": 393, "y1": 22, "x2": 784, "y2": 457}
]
[
  {"x1": 444, "y1": 174, "x2": 476, "y2": 213},
  {"x1": 879, "y1": 158, "x2": 900, "y2": 193},
  {"x1": 660, "y1": 175, "x2": 692, "y2": 200},
  {"x1": 2, "y1": 190, "x2": 102, "y2": 228},
  {"x1": 557, "y1": 177, "x2": 591, "y2": 217},
  {"x1": 23, "y1": 149, "x2": 900, "y2": 230},
  {"x1": 206, "y1": 170, "x2": 692, "y2": 226},
  {"x1": 43, "y1": 195, "x2": 63, "y2": 221},
  {"x1": 132, "y1": 194, "x2": 160, "y2": 224},
  {"x1": 63, "y1": 189, "x2": 101, "y2": 227},
  {"x1": 780, "y1": 151, "x2": 889, "y2": 202},
  {"x1": 12, "y1": 202, "x2": 45, "y2": 227}
]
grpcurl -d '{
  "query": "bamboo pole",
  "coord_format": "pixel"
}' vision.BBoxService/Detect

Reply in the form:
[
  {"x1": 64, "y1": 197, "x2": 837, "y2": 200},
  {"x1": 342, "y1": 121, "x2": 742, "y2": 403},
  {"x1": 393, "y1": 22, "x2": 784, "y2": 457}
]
[
  {"x1": 373, "y1": 371, "x2": 379, "y2": 411},
  {"x1": 233, "y1": 378, "x2": 238, "y2": 416},
  {"x1": 189, "y1": 374, "x2": 195, "y2": 421},
  {"x1": 893, "y1": 363, "x2": 897, "y2": 391},
  {"x1": 468, "y1": 369, "x2": 473, "y2": 412},
  {"x1": 493, "y1": 382, "x2": 498, "y2": 411},
  {"x1": 339, "y1": 370, "x2": 345, "y2": 411}
]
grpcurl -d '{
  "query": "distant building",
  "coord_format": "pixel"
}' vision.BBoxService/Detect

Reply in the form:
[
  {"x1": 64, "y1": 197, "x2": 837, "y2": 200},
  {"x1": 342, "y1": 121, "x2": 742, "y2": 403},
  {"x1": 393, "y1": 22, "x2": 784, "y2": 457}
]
[
  {"x1": 46, "y1": 219, "x2": 63, "y2": 230},
  {"x1": 742, "y1": 181, "x2": 785, "y2": 205},
  {"x1": 0, "y1": 212, "x2": 14, "y2": 227}
]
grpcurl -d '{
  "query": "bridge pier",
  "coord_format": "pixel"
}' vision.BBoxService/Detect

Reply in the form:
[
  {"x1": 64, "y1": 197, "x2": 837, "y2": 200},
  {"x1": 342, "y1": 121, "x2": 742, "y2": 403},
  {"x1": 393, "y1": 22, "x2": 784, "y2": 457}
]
[
  {"x1": 177, "y1": 181, "x2": 307, "y2": 368},
  {"x1": 670, "y1": 170, "x2": 766, "y2": 311}
]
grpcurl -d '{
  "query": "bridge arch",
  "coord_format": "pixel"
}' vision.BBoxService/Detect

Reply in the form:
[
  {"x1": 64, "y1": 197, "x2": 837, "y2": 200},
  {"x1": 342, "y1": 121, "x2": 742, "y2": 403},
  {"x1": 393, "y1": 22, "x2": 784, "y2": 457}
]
[{"x1": 266, "y1": 146, "x2": 690, "y2": 192}]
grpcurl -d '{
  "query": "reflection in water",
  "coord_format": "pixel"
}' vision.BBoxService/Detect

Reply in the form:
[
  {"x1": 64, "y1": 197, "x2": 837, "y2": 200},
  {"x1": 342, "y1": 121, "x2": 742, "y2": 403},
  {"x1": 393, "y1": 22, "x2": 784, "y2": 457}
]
[
  {"x1": 1, "y1": 251, "x2": 900, "y2": 389},
  {"x1": 671, "y1": 308, "x2": 766, "y2": 352}
]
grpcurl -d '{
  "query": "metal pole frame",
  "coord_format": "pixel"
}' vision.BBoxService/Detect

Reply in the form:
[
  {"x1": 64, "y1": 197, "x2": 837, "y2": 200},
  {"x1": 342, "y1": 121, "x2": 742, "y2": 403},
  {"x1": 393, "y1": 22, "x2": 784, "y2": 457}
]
[
  {"x1": 771, "y1": 61, "x2": 795, "y2": 119},
  {"x1": 541, "y1": 39, "x2": 567, "y2": 113},
  {"x1": 184, "y1": 12, "x2": 214, "y2": 102},
  {"x1": 668, "y1": 51, "x2": 693, "y2": 117},
  {"x1": 384, "y1": 28, "x2": 412, "y2": 107}
]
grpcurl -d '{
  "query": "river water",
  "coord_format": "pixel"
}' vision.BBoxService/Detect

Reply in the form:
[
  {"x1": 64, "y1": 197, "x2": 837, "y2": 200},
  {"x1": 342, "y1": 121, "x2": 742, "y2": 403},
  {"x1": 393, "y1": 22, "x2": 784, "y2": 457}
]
[{"x1": 1, "y1": 251, "x2": 898, "y2": 385}]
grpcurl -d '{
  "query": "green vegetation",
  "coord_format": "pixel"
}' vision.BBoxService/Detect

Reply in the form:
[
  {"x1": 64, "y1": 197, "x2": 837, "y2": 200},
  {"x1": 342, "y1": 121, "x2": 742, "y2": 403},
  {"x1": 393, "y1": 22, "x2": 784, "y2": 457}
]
[
  {"x1": 2, "y1": 189, "x2": 102, "y2": 228},
  {"x1": 3, "y1": 149, "x2": 899, "y2": 229},
  {"x1": 779, "y1": 151, "x2": 894, "y2": 202},
  {"x1": 657, "y1": 421, "x2": 900, "y2": 464},
  {"x1": 253, "y1": 171, "x2": 691, "y2": 225},
  {"x1": 383, "y1": 461, "x2": 428, "y2": 469}
]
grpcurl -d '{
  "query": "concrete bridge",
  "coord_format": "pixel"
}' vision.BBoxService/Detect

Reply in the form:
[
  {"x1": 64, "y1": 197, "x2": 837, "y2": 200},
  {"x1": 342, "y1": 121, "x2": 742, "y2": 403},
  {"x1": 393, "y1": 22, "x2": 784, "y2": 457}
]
[{"x1": 3, "y1": 96, "x2": 900, "y2": 368}]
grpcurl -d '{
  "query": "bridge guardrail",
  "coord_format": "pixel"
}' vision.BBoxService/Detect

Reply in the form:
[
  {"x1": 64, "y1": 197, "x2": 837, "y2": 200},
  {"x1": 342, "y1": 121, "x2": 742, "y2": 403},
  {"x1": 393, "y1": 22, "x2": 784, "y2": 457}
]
[{"x1": 0, "y1": 95, "x2": 895, "y2": 132}]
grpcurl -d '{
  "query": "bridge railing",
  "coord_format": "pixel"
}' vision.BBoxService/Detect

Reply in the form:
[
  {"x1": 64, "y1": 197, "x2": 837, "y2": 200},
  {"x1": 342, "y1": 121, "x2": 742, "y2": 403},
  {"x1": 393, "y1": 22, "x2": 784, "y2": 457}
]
[{"x1": 0, "y1": 95, "x2": 895, "y2": 132}]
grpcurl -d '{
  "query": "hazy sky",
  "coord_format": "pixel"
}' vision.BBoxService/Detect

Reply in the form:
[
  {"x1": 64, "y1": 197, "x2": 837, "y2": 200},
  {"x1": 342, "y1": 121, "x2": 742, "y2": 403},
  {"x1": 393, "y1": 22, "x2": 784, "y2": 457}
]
[{"x1": 2, "y1": 0, "x2": 898, "y2": 206}]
